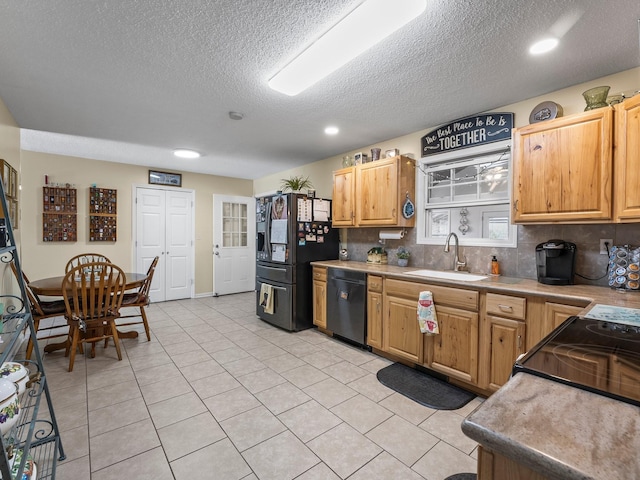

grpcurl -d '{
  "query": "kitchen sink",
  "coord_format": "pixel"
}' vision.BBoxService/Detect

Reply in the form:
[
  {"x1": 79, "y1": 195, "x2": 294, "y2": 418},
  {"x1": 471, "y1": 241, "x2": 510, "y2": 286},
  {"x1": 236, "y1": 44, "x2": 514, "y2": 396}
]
[{"x1": 404, "y1": 269, "x2": 488, "y2": 282}]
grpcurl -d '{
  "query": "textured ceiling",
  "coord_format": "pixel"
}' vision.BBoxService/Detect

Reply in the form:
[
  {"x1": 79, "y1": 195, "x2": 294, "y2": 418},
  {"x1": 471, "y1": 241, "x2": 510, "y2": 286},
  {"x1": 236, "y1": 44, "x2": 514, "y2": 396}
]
[{"x1": 1, "y1": 0, "x2": 639, "y2": 180}]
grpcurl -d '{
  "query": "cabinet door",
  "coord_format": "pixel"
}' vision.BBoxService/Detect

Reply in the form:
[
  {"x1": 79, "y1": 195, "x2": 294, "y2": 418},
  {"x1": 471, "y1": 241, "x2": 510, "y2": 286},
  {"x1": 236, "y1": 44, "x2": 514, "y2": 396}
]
[
  {"x1": 312, "y1": 279, "x2": 327, "y2": 329},
  {"x1": 478, "y1": 446, "x2": 551, "y2": 480},
  {"x1": 332, "y1": 167, "x2": 355, "y2": 226},
  {"x1": 610, "y1": 355, "x2": 640, "y2": 401},
  {"x1": 614, "y1": 94, "x2": 640, "y2": 222},
  {"x1": 356, "y1": 158, "x2": 399, "y2": 225},
  {"x1": 383, "y1": 294, "x2": 423, "y2": 363},
  {"x1": 487, "y1": 316, "x2": 525, "y2": 392},
  {"x1": 512, "y1": 108, "x2": 613, "y2": 223},
  {"x1": 426, "y1": 306, "x2": 479, "y2": 384},
  {"x1": 367, "y1": 290, "x2": 383, "y2": 349}
]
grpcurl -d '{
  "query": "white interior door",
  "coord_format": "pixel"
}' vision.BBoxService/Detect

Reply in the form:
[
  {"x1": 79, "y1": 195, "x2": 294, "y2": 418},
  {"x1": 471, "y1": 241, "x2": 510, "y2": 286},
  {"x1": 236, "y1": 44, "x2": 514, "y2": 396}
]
[
  {"x1": 136, "y1": 188, "x2": 166, "y2": 301},
  {"x1": 165, "y1": 190, "x2": 192, "y2": 300},
  {"x1": 136, "y1": 186, "x2": 194, "y2": 302},
  {"x1": 213, "y1": 195, "x2": 255, "y2": 296}
]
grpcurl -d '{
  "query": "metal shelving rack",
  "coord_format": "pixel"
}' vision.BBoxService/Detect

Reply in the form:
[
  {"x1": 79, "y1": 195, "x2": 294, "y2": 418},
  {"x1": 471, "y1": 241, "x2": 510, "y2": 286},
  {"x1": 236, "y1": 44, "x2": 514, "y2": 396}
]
[{"x1": 0, "y1": 178, "x2": 65, "y2": 478}]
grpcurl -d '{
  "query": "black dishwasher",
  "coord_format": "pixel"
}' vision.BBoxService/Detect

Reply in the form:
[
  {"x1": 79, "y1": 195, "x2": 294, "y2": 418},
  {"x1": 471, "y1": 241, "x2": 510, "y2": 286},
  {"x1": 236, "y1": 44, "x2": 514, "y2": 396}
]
[{"x1": 327, "y1": 268, "x2": 367, "y2": 347}]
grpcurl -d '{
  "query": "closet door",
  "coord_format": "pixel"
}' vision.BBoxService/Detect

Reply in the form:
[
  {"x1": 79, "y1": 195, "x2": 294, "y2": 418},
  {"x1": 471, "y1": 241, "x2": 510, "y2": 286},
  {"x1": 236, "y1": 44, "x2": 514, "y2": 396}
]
[{"x1": 136, "y1": 187, "x2": 194, "y2": 302}]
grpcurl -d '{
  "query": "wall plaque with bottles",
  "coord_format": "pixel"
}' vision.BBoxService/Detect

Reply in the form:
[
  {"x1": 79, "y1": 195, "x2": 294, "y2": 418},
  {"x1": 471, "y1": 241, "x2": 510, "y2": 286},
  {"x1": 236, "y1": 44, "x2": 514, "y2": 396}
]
[
  {"x1": 43, "y1": 185, "x2": 77, "y2": 241},
  {"x1": 89, "y1": 187, "x2": 117, "y2": 242}
]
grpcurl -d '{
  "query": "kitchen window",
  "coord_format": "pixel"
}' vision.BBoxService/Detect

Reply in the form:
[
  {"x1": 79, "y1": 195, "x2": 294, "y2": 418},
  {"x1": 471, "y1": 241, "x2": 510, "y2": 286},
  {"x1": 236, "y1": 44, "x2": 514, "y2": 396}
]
[{"x1": 416, "y1": 139, "x2": 517, "y2": 247}]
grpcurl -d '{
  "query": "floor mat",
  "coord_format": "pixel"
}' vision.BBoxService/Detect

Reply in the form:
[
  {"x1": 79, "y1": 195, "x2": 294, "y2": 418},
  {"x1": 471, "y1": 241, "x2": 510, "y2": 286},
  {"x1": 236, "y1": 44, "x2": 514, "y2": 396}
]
[
  {"x1": 376, "y1": 362, "x2": 475, "y2": 410},
  {"x1": 444, "y1": 474, "x2": 477, "y2": 480}
]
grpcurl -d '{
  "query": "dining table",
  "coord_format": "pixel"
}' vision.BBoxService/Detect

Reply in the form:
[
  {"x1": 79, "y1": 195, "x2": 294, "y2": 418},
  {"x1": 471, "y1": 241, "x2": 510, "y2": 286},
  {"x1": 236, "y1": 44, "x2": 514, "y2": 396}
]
[{"x1": 28, "y1": 272, "x2": 148, "y2": 353}]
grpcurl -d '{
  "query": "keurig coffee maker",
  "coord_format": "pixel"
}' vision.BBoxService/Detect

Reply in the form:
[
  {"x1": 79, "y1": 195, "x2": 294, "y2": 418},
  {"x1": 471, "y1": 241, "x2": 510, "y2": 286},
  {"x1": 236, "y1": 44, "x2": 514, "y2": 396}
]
[{"x1": 536, "y1": 239, "x2": 577, "y2": 285}]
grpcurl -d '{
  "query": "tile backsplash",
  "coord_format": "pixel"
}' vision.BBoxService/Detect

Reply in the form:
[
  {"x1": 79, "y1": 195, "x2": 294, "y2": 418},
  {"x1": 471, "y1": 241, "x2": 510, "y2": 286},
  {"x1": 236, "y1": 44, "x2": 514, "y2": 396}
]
[{"x1": 342, "y1": 224, "x2": 640, "y2": 287}]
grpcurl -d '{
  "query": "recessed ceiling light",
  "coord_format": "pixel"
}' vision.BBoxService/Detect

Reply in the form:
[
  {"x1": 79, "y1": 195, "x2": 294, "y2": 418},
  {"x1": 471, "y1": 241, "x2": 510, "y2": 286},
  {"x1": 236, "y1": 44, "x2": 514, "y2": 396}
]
[
  {"x1": 529, "y1": 38, "x2": 559, "y2": 55},
  {"x1": 173, "y1": 149, "x2": 201, "y2": 159},
  {"x1": 268, "y1": 0, "x2": 427, "y2": 96},
  {"x1": 325, "y1": 126, "x2": 339, "y2": 135}
]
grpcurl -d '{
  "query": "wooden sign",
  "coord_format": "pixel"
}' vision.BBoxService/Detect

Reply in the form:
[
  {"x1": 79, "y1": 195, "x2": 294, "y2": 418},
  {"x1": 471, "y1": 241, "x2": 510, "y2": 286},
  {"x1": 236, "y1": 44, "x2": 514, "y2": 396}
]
[{"x1": 421, "y1": 112, "x2": 514, "y2": 157}]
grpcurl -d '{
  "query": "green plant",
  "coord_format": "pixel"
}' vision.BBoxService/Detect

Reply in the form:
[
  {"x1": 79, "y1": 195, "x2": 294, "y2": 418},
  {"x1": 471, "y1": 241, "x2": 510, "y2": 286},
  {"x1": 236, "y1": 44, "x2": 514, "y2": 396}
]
[
  {"x1": 280, "y1": 175, "x2": 313, "y2": 192},
  {"x1": 396, "y1": 247, "x2": 411, "y2": 259}
]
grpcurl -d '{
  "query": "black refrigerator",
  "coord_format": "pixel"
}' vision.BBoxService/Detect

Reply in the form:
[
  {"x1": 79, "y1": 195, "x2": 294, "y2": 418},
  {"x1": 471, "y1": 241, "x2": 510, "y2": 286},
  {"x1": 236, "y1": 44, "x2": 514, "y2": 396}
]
[{"x1": 256, "y1": 193, "x2": 339, "y2": 331}]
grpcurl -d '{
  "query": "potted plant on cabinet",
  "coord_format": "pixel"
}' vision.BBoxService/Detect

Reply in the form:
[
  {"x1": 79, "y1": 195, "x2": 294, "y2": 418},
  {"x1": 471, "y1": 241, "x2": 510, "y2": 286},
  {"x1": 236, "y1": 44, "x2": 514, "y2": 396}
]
[{"x1": 396, "y1": 247, "x2": 410, "y2": 267}]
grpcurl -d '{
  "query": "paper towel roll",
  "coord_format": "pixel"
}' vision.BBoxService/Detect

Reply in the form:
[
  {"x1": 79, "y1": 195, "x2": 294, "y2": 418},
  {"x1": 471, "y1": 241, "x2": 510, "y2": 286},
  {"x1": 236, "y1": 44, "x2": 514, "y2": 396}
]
[{"x1": 379, "y1": 230, "x2": 404, "y2": 240}]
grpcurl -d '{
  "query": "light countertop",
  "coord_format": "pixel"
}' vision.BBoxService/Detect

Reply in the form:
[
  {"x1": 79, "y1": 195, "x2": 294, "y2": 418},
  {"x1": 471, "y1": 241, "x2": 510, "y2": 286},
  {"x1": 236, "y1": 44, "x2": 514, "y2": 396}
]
[
  {"x1": 311, "y1": 260, "x2": 640, "y2": 313},
  {"x1": 461, "y1": 373, "x2": 640, "y2": 480}
]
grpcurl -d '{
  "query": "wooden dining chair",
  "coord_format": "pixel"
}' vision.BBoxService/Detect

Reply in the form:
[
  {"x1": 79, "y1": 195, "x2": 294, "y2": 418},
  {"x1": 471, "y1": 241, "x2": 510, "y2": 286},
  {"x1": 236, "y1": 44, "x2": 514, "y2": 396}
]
[
  {"x1": 10, "y1": 262, "x2": 67, "y2": 360},
  {"x1": 117, "y1": 256, "x2": 159, "y2": 341},
  {"x1": 65, "y1": 253, "x2": 111, "y2": 273},
  {"x1": 62, "y1": 261, "x2": 126, "y2": 372}
]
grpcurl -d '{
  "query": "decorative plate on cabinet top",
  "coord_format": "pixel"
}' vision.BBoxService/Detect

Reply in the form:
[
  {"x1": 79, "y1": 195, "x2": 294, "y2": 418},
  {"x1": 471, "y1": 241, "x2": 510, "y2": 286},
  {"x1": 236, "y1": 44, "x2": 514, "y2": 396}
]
[{"x1": 529, "y1": 101, "x2": 563, "y2": 123}]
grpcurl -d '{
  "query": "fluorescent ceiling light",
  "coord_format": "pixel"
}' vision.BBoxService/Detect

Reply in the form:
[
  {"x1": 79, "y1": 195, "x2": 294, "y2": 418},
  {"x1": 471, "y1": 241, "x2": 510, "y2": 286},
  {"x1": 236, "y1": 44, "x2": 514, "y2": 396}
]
[
  {"x1": 325, "y1": 126, "x2": 339, "y2": 135},
  {"x1": 269, "y1": 0, "x2": 427, "y2": 96},
  {"x1": 173, "y1": 149, "x2": 201, "y2": 159},
  {"x1": 529, "y1": 38, "x2": 559, "y2": 55}
]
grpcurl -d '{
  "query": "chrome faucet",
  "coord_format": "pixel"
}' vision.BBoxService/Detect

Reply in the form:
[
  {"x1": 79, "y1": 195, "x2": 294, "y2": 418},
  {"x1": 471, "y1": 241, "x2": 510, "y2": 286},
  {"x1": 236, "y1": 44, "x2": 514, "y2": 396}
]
[{"x1": 444, "y1": 232, "x2": 467, "y2": 272}]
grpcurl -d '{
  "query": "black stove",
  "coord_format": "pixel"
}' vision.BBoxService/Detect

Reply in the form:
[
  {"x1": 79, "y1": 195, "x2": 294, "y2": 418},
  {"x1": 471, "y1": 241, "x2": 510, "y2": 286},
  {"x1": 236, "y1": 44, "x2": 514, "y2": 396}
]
[{"x1": 513, "y1": 316, "x2": 640, "y2": 407}]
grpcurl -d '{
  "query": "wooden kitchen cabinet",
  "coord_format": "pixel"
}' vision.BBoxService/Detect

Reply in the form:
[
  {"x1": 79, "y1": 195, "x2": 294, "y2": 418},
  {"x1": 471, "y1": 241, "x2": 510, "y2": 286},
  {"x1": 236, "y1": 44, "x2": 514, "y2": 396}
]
[
  {"x1": 425, "y1": 305, "x2": 479, "y2": 384},
  {"x1": 614, "y1": 94, "x2": 640, "y2": 222},
  {"x1": 312, "y1": 266, "x2": 328, "y2": 329},
  {"x1": 367, "y1": 275, "x2": 383, "y2": 349},
  {"x1": 478, "y1": 446, "x2": 551, "y2": 480},
  {"x1": 332, "y1": 167, "x2": 355, "y2": 226},
  {"x1": 485, "y1": 316, "x2": 525, "y2": 391},
  {"x1": 512, "y1": 107, "x2": 613, "y2": 223},
  {"x1": 332, "y1": 156, "x2": 415, "y2": 227},
  {"x1": 480, "y1": 293, "x2": 527, "y2": 391},
  {"x1": 610, "y1": 354, "x2": 640, "y2": 400},
  {"x1": 383, "y1": 279, "x2": 424, "y2": 363}
]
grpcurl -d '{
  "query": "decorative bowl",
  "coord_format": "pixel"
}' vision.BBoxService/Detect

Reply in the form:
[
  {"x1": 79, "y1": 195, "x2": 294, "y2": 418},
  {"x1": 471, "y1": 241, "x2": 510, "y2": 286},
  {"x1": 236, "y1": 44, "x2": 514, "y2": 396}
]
[
  {"x1": 0, "y1": 362, "x2": 29, "y2": 396},
  {"x1": 0, "y1": 378, "x2": 19, "y2": 435}
]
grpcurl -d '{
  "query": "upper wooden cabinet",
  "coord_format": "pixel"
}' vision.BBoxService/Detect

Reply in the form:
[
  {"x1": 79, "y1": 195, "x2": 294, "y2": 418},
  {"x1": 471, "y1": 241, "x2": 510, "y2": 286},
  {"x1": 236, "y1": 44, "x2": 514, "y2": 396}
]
[
  {"x1": 614, "y1": 94, "x2": 640, "y2": 222},
  {"x1": 332, "y1": 167, "x2": 356, "y2": 226},
  {"x1": 332, "y1": 156, "x2": 415, "y2": 227},
  {"x1": 512, "y1": 107, "x2": 613, "y2": 223}
]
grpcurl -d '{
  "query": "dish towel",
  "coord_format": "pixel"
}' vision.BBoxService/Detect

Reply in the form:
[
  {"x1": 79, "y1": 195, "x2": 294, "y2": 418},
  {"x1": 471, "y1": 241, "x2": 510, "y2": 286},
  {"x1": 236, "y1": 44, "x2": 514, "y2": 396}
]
[
  {"x1": 260, "y1": 283, "x2": 274, "y2": 315},
  {"x1": 417, "y1": 291, "x2": 439, "y2": 334}
]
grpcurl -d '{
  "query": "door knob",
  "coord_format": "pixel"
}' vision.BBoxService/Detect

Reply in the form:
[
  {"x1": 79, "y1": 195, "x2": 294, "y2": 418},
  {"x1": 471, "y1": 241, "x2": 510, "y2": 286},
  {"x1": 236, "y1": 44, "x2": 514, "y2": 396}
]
[{"x1": 215, "y1": 252, "x2": 219, "y2": 256}]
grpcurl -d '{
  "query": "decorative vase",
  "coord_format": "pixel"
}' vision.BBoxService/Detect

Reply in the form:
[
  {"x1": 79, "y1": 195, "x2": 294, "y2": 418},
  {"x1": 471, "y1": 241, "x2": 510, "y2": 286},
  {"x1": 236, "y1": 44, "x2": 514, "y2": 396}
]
[
  {"x1": 398, "y1": 258, "x2": 408, "y2": 267},
  {"x1": 582, "y1": 86, "x2": 610, "y2": 111},
  {"x1": 371, "y1": 148, "x2": 381, "y2": 161},
  {"x1": 342, "y1": 155, "x2": 352, "y2": 168}
]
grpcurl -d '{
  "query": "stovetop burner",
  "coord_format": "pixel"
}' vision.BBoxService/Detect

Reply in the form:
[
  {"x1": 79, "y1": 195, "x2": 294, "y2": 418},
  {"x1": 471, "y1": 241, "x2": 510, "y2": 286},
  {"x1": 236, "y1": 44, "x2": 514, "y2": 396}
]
[{"x1": 513, "y1": 316, "x2": 640, "y2": 407}]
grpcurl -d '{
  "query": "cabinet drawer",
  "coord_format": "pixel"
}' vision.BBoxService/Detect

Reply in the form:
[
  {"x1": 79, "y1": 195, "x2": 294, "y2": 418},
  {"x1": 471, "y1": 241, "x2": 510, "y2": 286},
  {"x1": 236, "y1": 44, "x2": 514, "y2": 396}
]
[
  {"x1": 486, "y1": 293, "x2": 526, "y2": 320},
  {"x1": 368, "y1": 275, "x2": 383, "y2": 293},
  {"x1": 385, "y1": 278, "x2": 478, "y2": 311},
  {"x1": 312, "y1": 266, "x2": 327, "y2": 282}
]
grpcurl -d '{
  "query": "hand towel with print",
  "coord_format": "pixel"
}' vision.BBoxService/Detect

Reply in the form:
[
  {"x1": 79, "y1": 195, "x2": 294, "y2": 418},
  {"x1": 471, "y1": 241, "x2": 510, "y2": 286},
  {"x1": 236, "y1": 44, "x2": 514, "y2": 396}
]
[
  {"x1": 417, "y1": 290, "x2": 439, "y2": 334},
  {"x1": 260, "y1": 283, "x2": 274, "y2": 314}
]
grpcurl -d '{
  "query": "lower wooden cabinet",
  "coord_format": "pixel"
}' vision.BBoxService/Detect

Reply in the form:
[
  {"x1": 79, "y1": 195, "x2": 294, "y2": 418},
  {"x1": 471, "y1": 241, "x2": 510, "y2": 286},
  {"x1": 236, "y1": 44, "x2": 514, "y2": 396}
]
[
  {"x1": 367, "y1": 275, "x2": 383, "y2": 349},
  {"x1": 610, "y1": 354, "x2": 640, "y2": 399},
  {"x1": 486, "y1": 316, "x2": 525, "y2": 392},
  {"x1": 384, "y1": 292, "x2": 423, "y2": 363},
  {"x1": 425, "y1": 306, "x2": 479, "y2": 384},
  {"x1": 312, "y1": 267, "x2": 327, "y2": 329},
  {"x1": 478, "y1": 446, "x2": 551, "y2": 480}
]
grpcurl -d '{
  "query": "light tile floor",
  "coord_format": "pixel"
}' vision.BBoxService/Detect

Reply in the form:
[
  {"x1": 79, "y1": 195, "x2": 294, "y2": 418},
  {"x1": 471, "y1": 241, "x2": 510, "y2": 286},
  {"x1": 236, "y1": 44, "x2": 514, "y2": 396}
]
[{"x1": 38, "y1": 292, "x2": 481, "y2": 480}]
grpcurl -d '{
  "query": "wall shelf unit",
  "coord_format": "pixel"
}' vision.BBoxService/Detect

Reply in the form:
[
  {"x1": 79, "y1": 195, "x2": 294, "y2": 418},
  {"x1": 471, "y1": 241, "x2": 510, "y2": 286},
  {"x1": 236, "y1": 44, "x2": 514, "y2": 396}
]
[
  {"x1": 89, "y1": 187, "x2": 117, "y2": 242},
  {"x1": 42, "y1": 186, "x2": 77, "y2": 242}
]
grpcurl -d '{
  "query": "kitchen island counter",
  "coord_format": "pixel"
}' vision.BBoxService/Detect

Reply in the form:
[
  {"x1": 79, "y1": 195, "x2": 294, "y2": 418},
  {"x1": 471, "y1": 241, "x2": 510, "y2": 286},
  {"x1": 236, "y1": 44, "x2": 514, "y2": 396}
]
[{"x1": 461, "y1": 372, "x2": 640, "y2": 480}]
